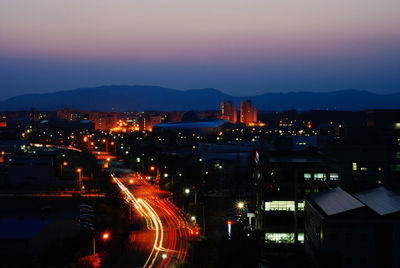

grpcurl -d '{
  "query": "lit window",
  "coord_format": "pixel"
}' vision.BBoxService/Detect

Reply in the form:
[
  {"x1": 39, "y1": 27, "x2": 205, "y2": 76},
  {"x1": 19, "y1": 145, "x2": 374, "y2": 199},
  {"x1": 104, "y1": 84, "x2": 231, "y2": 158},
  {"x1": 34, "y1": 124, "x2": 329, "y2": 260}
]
[
  {"x1": 265, "y1": 233, "x2": 295, "y2": 244},
  {"x1": 298, "y1": 233, "x2": 304, "y2": 243},
  {"x1": 264, "y1": 201, "x2": 295, "y2": 211},
  {"x1": 297, "y1": 201, "x2": 305, "y2": 211},
  {"x1": 352, "y1": 162, "x2": 357, "y2": 171},
  {"x1": 330, "y1": 173, "x2": 339, "y2": 181},
  {"x1": 304, "y1": 173, "x2": 312, "y2": 181},
  {"x1": 314, "y1": 173, "x2": 327, "y2": 182}
]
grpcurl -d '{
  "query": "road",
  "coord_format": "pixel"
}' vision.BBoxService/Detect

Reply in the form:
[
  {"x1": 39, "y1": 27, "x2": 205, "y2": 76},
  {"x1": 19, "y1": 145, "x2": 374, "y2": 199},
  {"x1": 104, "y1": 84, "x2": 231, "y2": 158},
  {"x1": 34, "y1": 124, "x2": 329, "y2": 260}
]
[{"x1": 112, "y1": 173, "x2": 198, "y2": 268}]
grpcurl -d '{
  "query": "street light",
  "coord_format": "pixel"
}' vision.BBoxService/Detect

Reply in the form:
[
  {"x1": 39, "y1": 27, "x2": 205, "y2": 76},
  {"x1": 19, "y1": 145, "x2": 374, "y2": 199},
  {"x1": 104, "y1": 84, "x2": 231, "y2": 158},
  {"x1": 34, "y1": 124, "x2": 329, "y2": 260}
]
[
  {"x1": 191, "y1": 215, "x2": 196, "y2": 221},
  {"x1": 93, "y1": 232, "x2": 110, "y2": 257},
  {"x1": 102, "y1": 139, "x2": 108, "y2": 152},
  {"x1": 60, "y1": 161, "x2": 68, "y2": 176},
  {"x1": 102, "y1": 232, "x2": 110, "y2": 240},
  {"x1": 77, "y1": 168, "x2": 82, "y2": 189},
  {"x1": 237, "y1": 202, "x2": 245, "y2": 209},
  {"x1": 183, "y1": 188, "x2": 191, "y2": 211}
]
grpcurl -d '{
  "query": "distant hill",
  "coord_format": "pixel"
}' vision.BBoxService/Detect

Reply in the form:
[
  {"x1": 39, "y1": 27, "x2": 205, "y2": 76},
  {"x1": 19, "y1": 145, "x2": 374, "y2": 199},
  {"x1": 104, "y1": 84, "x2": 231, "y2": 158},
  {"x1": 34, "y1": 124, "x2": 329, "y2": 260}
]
[{"x1": 0, "y1": 85, "x2": 399, "y2": 111}]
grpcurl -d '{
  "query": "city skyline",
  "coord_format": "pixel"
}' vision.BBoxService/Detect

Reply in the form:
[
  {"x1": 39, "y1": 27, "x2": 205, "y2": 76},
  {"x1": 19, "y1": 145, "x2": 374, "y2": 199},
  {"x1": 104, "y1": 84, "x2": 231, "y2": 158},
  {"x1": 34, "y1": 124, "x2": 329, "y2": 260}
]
[{"x1": 1, "y1": 1, "x2": 400, "y2": 266}]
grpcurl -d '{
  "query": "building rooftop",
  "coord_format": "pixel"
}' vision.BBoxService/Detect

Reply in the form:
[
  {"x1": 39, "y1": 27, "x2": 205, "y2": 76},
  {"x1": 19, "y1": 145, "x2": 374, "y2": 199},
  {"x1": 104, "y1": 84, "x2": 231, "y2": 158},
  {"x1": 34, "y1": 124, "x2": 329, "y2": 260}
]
[
  {"x1": 309, "y1": 187, "x2": 364, "y2": 216},
  {"x1": 354, "y1": 187, "x2": 400, "y2": 216}
]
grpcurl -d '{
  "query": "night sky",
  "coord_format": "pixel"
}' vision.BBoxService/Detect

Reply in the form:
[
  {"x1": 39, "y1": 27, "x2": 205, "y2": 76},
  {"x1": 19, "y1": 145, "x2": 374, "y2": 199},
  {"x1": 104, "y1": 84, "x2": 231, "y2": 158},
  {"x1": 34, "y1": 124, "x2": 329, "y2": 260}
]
[{"x1": 1, "y1": 0, "x2": 399, "y2": 100}]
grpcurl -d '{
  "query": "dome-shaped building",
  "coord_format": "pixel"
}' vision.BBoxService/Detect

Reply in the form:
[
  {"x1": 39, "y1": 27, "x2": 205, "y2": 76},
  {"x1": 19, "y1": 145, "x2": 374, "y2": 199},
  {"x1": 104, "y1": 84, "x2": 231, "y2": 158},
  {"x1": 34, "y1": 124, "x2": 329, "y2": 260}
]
[
  {"x1": 153, "y1": 111, "x2": 230, "y2": 135},
  {"x1": 181, "y1": 111, "x2": 201, "y2": 122}
]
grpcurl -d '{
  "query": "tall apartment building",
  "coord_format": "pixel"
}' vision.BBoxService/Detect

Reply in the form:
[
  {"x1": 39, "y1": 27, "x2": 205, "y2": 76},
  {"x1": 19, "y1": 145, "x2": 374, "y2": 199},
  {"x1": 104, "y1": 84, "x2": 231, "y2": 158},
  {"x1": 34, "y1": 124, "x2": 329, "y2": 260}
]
[
  {"x1": 240, "y1": 100, "x2": 257, "y2": 126},
  {"x1": 88, "y1": 112, "x2": 117, "y2": 131},
  {"x1": 56, "y1": 109, "x2": 84, "y2": 121},
  {"x1": 221, "y1": 100, "x2": 237, "y2": 123}
]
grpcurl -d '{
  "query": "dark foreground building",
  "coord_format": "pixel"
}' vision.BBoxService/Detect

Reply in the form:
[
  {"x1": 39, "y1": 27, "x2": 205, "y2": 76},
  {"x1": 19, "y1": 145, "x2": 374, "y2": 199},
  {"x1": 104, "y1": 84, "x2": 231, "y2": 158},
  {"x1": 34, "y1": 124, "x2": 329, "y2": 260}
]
[{"x1": 305, "y1": 186, "x2": 400, "y2": 268}]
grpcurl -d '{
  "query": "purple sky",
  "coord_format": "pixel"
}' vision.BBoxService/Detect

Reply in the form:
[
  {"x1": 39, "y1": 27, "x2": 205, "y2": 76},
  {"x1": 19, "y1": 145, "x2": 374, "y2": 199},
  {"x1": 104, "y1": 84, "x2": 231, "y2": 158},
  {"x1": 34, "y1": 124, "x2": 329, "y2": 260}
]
[{"x1": 1, "y1": 0, "x2": 399, "y2": 100}]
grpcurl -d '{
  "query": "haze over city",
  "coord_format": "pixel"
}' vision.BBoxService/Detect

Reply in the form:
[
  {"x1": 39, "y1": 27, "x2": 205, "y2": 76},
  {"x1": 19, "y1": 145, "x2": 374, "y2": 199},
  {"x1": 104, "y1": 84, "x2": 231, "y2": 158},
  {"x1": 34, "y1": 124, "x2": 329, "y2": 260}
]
[{"x1": 1, "y1": 0, "x2": 400, "y2": 100}]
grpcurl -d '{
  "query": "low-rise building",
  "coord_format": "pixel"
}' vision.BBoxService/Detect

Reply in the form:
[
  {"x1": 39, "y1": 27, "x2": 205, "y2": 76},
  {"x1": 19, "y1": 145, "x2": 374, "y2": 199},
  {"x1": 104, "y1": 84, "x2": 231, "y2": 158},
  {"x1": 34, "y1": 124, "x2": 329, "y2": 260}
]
[{"x1": 305, "y1": 186, "x2": 400, "y2": 268}]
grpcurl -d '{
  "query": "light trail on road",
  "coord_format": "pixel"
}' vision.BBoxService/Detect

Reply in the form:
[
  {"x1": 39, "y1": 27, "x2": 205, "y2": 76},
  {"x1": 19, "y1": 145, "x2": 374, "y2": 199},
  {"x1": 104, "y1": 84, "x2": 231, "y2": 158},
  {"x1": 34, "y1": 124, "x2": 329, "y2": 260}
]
[{"x1": 112, "y1": 174, "x2": 196, "y2": 268}]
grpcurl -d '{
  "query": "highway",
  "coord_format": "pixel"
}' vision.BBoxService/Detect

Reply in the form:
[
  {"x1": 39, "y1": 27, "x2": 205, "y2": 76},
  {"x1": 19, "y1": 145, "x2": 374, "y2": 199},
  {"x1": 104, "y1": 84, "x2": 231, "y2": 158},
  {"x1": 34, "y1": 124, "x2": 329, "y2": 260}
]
[{"x1": 112, "y1": 173, "x2": 198, "y2": 268}]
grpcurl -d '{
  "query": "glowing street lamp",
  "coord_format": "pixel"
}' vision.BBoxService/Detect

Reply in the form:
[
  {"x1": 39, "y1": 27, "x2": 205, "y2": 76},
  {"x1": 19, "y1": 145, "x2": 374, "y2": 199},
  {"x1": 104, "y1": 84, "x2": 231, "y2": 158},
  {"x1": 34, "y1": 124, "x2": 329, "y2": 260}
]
[
  {"x1": 184, "y1": 188, "x2": 190, "y2": 195},
  {"x1": 237, "y1": 202, "x2": 245, "y2": 209},
  {"x1": 60, "y1": 161, "x2": 68, "y2": 176},
  {"x1": 77, "y1": 168, "x2": 82, "y2": 189},
  {"x1": 191, "y1": 215, "x2": 196, "y2": 222},
  {"x1": 93, "y1": 232, "x2": 110, "y2": 257},
  {"x1": 102, "y1": 139, "x2": 109, "y2": 152},
  {"x1": 102, "y1": 232, "x2": 110, "y2": 240}
]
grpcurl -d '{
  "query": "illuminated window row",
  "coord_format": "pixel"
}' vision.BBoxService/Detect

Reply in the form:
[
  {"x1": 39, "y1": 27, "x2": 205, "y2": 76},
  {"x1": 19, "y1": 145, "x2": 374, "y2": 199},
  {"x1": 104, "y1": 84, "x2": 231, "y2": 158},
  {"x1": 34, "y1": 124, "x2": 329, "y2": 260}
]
[
  {"x1": 265, "y1": 201, "x2": 305, "y2": 211},
  {"x1": 304, "y1": 173, "x2": 339, "y2": 182},
  {"x1": 265, "y1": 233, "x2": 304, "y2": 244}
]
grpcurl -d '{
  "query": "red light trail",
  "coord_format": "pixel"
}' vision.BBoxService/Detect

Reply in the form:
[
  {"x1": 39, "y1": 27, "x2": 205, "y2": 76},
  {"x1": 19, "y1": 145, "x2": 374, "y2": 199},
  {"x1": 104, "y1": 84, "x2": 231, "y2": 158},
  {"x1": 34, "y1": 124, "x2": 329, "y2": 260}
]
[{"x1": 112, "y1": 174, "x2": 197, "y2": 268}]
